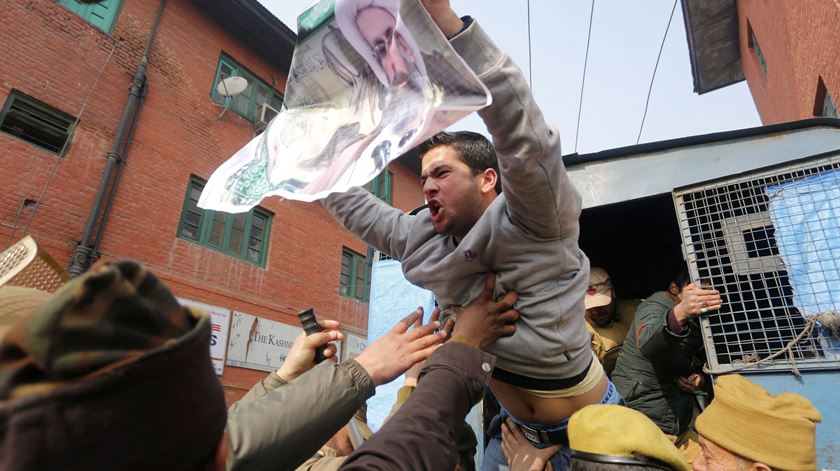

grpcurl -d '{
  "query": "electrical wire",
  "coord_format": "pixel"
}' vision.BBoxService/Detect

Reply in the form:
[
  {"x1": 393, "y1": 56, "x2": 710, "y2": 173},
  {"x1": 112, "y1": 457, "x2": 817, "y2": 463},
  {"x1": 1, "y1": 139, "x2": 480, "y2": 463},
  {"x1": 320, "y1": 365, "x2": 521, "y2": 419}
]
[
  {"x1": 574, "y1": 0, "x2": 596, "y2": 154},
  {"x1": 526, "y1": 0, "x2": 533, "y2": 90},
  {"x1": 5, "y1": 40, "x2": 118, "y2": 249},
  {"x1": 636, "y1": 0, "x2": 678, "y2": 144}
]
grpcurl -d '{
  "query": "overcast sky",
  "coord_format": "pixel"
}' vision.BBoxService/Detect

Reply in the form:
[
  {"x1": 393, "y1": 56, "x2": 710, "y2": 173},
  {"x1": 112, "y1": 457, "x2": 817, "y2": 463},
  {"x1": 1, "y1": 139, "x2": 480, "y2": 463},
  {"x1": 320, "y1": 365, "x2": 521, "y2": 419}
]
[{"x1": 258, "y1": 0, "x2": 761, "y2": 155}]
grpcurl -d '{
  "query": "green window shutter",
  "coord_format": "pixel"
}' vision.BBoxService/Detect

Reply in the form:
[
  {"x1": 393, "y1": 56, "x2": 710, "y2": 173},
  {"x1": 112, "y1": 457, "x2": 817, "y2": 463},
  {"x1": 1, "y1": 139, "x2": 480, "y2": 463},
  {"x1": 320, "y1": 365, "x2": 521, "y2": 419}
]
[
  {"x1": 339, "y1": 247, "x2": 371, "y2": 302},
  {"x1": 364, "y1": 171, "x2": 393, "y2": 204},
  {"x1": 177, "y1": 176, "x2": 271, "y2": 266},
  {"x1": 211, "y1": 55, "x2": 284, "y2": 123},
  {"x1": 824, "y1": 93, "x2": 838, "y2": 118},
  {"x1": 58, "y1": 0, "x2": 122, "y2": 33},
  {"x1": 0, "y1": 91, "x2": 75, "y2": 155}
]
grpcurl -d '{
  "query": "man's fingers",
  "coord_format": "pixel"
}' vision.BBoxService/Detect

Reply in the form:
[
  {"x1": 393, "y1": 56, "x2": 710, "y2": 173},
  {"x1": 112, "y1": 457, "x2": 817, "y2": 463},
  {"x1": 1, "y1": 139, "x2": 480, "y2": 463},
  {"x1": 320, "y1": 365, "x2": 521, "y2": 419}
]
[
  {"x1": 498, "y1": 323, "x2": 517, "y2": 337},
  {"x1": 404, "y1": 318, "x2": 441, "y2": 341},
  {"x1": 430, "y1": 307, "x2": 442, "y2": 324},
  {"x1": 317, "y1": 319, "x2": 341, "y2": 330},
  {"x1": 323, "y1": 343, "x2": 338, "y2": 359},
  {"x1": 480, "y1": 273, "x2": 497, "y2": 300},
  {"x1": 408, "y1": 330, "x2": 447, "y2": 352},
  {"x1": 441, "y1": 318, "x2": 455, "y2": 337},
  {"x1": 407, "y1": 343, "x2": 442, "y2": 365},
  {"x1": 493, "y1": 290, "x2": 518, "y2": 311},
  {"x1": 497, "y1": 309, "x2": 520, "y2": 325},
  {"x1": 393, "y1": 309, "x2": 423, "y2": 333},
  {"x1": 304, "y1": 330, "x2": 340, "y2": 348}
]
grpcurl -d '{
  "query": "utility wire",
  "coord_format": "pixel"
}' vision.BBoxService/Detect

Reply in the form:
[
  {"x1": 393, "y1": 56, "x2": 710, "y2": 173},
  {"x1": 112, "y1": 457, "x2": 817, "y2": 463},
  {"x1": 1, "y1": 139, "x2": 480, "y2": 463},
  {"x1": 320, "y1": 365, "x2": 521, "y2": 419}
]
[
  {"x1": 526, "y1": 0, "x2": 533, "y2": 91},
  {"x1": 636, "y1": 0, "x2": 678, "y2": 144},
  {"x1": 574, "y1": 0, "x2": 595, "y2": 154},
  {"x1": 6, "y1": 41, "x2": 118, "y2": 249}
]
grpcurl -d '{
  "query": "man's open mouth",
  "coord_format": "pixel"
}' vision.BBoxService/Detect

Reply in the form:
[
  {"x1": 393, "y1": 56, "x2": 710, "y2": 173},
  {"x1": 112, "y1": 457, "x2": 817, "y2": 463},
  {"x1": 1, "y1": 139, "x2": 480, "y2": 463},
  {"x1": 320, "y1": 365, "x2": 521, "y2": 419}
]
[{"x1": 428, "y1": 200, "x2": 441, "y2": 219}]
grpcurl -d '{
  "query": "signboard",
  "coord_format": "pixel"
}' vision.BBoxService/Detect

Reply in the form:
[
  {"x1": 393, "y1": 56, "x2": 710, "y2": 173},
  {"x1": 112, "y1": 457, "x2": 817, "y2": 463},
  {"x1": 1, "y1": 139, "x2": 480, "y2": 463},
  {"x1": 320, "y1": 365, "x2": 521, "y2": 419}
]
[
  {"x1": 177, "y1": 297, "x2": 231, "y2": 376},
  {"x1": 343, "y1": 331, "x2": 367, "y2": 362},
  {"x1": 226, "y1": 312, "x2": 302, "y2": 373}
]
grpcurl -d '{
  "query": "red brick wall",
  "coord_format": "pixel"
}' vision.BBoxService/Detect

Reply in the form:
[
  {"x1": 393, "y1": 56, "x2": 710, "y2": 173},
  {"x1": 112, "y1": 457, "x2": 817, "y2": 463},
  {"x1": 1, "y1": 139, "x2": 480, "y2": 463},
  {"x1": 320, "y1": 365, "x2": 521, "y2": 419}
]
[
  {"x1": 0, "y1": 0, "x2": 424, "y2": 403},
  {"x1": 737, "y1": 0, "x2": 840, "y2": 124}
]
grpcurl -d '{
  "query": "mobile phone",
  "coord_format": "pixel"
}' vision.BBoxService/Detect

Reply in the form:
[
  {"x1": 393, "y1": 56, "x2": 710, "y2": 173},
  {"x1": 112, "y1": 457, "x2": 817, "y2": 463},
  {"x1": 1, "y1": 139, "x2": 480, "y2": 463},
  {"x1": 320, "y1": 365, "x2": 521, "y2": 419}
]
[{"x1": 298, "y1": 308, "x2": 327, "y2": 363}]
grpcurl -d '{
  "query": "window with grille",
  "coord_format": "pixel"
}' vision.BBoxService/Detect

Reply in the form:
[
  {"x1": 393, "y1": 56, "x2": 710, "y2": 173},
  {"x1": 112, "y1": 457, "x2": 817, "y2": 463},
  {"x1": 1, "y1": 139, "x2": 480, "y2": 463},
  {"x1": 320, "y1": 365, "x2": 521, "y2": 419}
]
[
  {"x1": 340, "y1": 247, "x2": 371, "y2": 302},
  {"x1": 211, "y1": 55, "x2": 284, "y2": 122},
  {"x1": 364, "y1": 170, "x2": 393, "y2": 204},
  {"x1": 815, "y1": 77, "x2": 838, "y2": 119},
  {"x1": 747, "y1": 23, "x2": 767, "y2": 79},
  {"x1": 0, "y1": 91, "x2": 75, "y2": 155},
  {"x1": 673, "y1": 153, "x2": 840, "y2": 373},
  {"x1": 178, "y1": 176, "x2": 272, "y2": 266},
  {"x1": 57, "y1": 0, "x2": 122, "y2": 33}
]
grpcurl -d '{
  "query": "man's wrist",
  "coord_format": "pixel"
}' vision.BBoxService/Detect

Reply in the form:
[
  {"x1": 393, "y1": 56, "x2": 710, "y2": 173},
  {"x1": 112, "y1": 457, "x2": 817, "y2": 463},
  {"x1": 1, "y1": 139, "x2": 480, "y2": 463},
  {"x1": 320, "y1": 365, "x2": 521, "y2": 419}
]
[
  {"x1": 429, "y1": 9, "x2": 464, "y2": 38},
  {"x1": 449, "y1": 335, "x2": 482, "y2": 349}
]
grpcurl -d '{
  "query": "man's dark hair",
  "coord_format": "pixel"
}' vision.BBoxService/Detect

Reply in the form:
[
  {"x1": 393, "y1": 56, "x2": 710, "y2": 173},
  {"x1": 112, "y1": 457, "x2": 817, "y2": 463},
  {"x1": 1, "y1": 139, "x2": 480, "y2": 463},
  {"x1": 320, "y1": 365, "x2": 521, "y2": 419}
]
[
  {"x1": 672, "y1": 267, "x2": 691, "y2": 289},
  {"x1": 416, "y1": 131, "x2": 502, "y2": 194},
  {"x1": 570, "y1": 458, "x2": 672, "y2": 470}
]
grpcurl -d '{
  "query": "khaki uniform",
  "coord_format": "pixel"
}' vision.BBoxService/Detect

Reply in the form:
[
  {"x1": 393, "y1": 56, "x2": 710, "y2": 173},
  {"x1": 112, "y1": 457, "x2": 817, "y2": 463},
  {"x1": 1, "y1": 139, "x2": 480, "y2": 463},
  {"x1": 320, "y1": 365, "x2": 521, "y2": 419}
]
[{"x1": 586, "y1": 299, "x2": 639, "y2": 376}]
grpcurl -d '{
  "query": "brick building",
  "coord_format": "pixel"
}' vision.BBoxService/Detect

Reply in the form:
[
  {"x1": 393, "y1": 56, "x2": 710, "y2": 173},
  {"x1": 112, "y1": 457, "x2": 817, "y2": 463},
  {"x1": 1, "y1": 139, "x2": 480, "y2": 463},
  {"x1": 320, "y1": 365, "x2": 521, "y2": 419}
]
[
  {"x1": 0, "y1": 0, "x2": 424, "y2": 402},
  {"x1": 682, "y1": 0, "x2": 839, "y2": 123}
]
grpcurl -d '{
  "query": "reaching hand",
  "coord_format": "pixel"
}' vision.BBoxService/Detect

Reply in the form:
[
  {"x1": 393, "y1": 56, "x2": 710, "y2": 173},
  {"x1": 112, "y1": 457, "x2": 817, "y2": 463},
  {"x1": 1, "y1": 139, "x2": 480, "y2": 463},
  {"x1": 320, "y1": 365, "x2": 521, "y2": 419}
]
[
  {"x1": 674, "y1": 373, "x2": 704, "y2": 393},
  {"x1": 276, "y1": 319, "x2": 343, "y2": 382},
  {"x1": 355, "y1": 308, "x2": 447, "y2": 386},
  {"x1": 450, "y1": 274, "x2": 520, "y2": 349},
  {"x1": 674, "y1": 283, "x2": 722, "y2": 324},
  {"x1": 501, "y1": 418, "x2": 559, "y2": 471}
]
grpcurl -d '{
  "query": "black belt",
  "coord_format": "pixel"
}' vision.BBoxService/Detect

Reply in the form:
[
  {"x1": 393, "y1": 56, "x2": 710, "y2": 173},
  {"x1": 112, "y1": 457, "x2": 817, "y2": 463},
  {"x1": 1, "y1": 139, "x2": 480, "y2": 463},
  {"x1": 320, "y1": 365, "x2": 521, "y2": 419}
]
[{"x1": 517, "y1": 422, "x2": 569, "y2": 447}]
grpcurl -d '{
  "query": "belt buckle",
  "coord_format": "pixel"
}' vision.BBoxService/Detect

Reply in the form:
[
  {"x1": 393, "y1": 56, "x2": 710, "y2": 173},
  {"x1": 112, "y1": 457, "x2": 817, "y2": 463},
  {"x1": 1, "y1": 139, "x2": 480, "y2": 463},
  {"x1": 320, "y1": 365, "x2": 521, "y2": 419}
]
[{"x1": 518, "y1": 423, "x2": 548, "y2": 446}]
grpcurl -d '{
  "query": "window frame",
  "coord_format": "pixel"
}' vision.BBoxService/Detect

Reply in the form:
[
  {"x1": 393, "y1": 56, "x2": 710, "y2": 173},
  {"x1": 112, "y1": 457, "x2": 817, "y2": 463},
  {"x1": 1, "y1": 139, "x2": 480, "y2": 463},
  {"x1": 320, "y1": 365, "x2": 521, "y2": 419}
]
[
  {"x1": 210, "y1": 54, "x2": 284, "y2": 123},
  {"x1": 0, "y1": 91, "x2": 75, "y2": 156},
  {"x1": 340, "y1": 247, "x2": 371, "y2": 302},
  {"x1": 747, "y1": 24, "x2": 767, "y2": 79},
  {"x1": 364, "y1": 170, "x2": 393, "y2": 204},
  {"x1": 57, "y1": 0, "x2": 124, "y2": 34},
  {"x1": 177, "y1": 177, "x2": 272, "y2": 267},
  {"x1": 822, "y1": 91, "x2": 838, "y2": 119}
]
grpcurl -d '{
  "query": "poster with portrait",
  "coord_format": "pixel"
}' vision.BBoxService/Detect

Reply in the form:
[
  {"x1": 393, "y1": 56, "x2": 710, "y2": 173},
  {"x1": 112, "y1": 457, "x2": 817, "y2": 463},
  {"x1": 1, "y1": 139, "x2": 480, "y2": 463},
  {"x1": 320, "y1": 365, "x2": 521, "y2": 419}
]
[{"x1": 198, "y1": 0, "x2": 491, "y2": 213}]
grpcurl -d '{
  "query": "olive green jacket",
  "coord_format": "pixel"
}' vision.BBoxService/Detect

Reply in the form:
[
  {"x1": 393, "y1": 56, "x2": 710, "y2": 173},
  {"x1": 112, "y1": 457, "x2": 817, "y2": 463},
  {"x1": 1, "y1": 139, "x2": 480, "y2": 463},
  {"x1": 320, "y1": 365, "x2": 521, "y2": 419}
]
[
  {"x1": 611, "y1": 292, "x2": 705, "y2": 436},
  {"x1": 225, "y1": 360, "x2": 374, "y2": 471}
]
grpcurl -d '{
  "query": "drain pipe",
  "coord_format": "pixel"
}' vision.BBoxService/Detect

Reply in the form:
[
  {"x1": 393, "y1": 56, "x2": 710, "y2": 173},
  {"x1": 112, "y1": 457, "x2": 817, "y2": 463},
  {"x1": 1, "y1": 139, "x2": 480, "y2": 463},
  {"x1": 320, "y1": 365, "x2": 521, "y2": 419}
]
[
  {"x1": 69, "y1": 0, "x2": 167, "y2": 277},
  {"x1": 92, "y1": 80, "x2": 147, "y2": 256}
]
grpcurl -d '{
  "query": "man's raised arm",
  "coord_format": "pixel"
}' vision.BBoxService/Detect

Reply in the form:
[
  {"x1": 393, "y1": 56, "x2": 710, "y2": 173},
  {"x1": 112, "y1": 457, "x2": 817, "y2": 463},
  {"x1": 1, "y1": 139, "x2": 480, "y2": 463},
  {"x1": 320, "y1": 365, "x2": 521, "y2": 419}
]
[{"x1": 444, "y1": 11, "x2": 581, "y2": 240}]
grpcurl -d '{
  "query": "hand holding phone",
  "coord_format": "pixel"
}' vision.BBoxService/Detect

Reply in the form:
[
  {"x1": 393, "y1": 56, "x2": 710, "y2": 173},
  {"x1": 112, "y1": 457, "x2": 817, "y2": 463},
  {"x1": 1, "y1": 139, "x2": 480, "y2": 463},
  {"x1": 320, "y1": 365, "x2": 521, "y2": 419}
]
[{"x1": 298, "y1": 308, "x2": 328, "y2": 363}]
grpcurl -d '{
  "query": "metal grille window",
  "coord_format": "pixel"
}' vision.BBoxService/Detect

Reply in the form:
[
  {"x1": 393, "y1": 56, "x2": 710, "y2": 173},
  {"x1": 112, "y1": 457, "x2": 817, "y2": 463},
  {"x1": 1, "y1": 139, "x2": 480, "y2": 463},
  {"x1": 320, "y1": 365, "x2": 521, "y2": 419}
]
[
  {"x1": 748, "y1": 23, "x2": 767, "y2": 79},
  {"x1": 211, "y1": 55, "x2": 284, "y2": 122},
  {"x1": 340, "y1": 247, "x2": 371, "y2": 302},
  {"x1": 674, "y1": 153, "x2": 840, "y2": 373},
  {"x1": 0, "y1": 91, "x2": 75, "y2": 155},
  {"x1": 177, "y1": 176, "x2": 272, "y2": 266}
]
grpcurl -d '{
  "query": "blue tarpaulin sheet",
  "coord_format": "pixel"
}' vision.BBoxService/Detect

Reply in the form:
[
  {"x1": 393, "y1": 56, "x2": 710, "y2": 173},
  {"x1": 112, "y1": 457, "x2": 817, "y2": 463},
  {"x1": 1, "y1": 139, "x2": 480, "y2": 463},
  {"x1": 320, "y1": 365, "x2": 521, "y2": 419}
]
[
  {"x1": 767, "y1": 169, "x2": 840, "y2": 317},
  {"x1": 366, "y1": 259, "x2": 436, "y2": 431},
  {"x1": 367, "y1": 259, "x2": 484, "y2": 466}
]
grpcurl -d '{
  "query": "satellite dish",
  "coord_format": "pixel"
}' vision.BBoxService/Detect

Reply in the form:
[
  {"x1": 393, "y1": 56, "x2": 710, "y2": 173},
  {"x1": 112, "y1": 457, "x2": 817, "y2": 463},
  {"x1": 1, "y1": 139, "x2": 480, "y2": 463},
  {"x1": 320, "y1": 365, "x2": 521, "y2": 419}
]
[{"x1": 216, "y1": 76, "x2": 248, "y2": 96}]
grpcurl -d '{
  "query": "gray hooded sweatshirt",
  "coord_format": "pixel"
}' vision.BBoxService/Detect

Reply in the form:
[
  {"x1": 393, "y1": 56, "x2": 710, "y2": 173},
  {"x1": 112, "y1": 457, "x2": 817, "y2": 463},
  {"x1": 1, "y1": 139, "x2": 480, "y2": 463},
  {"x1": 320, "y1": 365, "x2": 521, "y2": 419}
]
[{"x1": 323, "y1": 20, "x2": 590, "y2": 385}]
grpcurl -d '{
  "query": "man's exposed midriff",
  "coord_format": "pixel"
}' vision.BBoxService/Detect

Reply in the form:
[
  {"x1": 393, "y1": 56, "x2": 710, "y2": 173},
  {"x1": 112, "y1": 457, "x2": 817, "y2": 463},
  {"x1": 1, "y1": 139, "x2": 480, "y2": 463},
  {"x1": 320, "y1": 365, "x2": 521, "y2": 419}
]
[{"x1": 490, "y1": 373, "x2": 608, "y2": 424}]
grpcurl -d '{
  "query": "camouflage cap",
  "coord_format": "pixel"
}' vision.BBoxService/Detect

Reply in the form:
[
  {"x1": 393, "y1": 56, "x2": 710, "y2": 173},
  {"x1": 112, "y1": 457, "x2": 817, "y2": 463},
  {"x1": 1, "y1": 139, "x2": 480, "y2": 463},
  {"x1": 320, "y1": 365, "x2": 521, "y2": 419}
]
[{"x1": 0, "y1": 260, "x2": 227, "y2": 470}]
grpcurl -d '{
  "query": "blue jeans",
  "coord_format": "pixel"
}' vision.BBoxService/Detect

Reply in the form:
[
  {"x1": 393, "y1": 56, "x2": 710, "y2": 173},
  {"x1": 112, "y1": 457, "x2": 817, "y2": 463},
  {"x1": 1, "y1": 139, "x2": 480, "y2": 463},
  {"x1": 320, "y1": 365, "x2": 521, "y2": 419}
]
[{"x1": 481, "y1": 380, "x2": 623, "y2": 471}]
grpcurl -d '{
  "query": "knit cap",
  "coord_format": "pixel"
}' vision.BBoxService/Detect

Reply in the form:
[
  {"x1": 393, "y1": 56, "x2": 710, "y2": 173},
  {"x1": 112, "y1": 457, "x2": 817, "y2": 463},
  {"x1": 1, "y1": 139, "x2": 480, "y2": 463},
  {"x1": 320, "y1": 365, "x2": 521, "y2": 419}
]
[
  {"x1": 0, "y1": 260, "x2": 227, "y2": 470},
  {"x1": 694, "y1": 374, "x2": 820, "y2": 471},
  {"x1": 569, "y1": 404, "x2": 690, "y2": 471}
]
